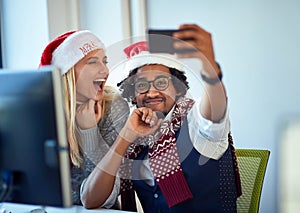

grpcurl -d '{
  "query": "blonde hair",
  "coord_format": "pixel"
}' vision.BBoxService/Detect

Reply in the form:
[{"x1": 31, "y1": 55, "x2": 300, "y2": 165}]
[{"x1": 62, "y1": 67, "x2": 117, "y2": 167}]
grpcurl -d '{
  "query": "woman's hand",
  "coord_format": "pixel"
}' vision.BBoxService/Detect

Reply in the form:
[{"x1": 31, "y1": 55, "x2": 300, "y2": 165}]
[{"x1": 76, "y1": 99, "x2": 102, "y2": 129}]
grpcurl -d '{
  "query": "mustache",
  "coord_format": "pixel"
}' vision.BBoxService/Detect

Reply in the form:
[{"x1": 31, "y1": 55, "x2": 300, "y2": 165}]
[{"x1": 142, "y1": 96, "x2": 166, "y2": 103}]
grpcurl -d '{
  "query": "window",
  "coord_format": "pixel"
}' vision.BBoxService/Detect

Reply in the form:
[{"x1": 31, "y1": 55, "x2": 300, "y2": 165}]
[
  {"x1": 0, "y1": 0, "x2": 3, "y2": 68},
  {"x1": 279, "y1": 119, "x2": 300, "y2": 212}
]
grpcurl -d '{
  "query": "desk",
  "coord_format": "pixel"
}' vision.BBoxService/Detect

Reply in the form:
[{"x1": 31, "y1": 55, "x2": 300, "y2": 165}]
[{"x1": 0, "y1": 202, "x2": 136, "y2": 213}]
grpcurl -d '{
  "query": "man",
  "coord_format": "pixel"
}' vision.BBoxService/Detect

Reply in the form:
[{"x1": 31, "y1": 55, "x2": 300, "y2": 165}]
[{"x1": 81, "y1": 24, "x2": 240, "y2": 213}]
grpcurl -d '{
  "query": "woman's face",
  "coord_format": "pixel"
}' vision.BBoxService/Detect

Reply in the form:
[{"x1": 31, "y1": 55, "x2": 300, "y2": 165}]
[
  {"x1": 74, "y1": 49, "x2": 108, "y2": 103},
  {"x1": 134, "y1": 64, "x2": 181, "y2": 114}
]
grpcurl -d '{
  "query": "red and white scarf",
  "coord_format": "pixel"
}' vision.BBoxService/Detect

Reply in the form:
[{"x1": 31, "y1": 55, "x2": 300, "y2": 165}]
[{"x1": 120, "y1": 97, "x2": 195, "y2": 210}]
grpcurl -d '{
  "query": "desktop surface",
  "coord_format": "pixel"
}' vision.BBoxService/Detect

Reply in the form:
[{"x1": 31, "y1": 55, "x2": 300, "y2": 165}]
[{"x1": 0, "y1": 202, "x2": 136, "y2": 213}]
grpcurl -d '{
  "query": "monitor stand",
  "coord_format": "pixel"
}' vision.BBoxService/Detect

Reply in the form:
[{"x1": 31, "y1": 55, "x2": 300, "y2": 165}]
[
  {"x1": 0, "y1": 203, "x2": 49, "y2": 213},
  {"x1": 30, "y1": 207, "x2": 47, "y2": 213}
]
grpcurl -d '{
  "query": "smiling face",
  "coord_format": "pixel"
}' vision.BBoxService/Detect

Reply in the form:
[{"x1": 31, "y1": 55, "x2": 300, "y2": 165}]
[
  {"x1": 74, "y1": 49, "x2": 108, "y2": 103},
  {"x1": 134, "y1": 64, "x2": 181, "y2": 114}
]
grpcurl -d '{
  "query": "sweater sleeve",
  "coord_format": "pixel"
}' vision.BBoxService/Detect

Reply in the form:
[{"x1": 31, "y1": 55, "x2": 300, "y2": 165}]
[
  {"x1": 80, "y1": 175, "x2": 121, "y2": 209},
  {"x1": 78, "y1": 126, "x2": 109, "y2": 165},
  {"x1": 99, "y1": 95, "x2": 130, "y2": 146},
  {"x1": 77, "y1": 93, "x2": 129, "y2": 208},
  {"x1": 77, "y1": 95, "x2": 129, "y2": 164}
]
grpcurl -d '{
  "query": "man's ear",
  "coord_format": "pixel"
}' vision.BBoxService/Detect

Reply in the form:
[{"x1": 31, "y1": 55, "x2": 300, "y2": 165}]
[
  {"x1": 176, "y1": 91, "x2": 182, "y2": 97},
  {"x1": 131, "y1": 97, "x2": 137, "y2": 105}
]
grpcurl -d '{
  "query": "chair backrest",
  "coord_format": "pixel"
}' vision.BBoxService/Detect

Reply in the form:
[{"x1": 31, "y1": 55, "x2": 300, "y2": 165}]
[{"x1": 235, "y1": 149, "x2": 270, "y2": 213}]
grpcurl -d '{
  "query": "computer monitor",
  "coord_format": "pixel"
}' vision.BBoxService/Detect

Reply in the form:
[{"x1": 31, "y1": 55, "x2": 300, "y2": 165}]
[{"x1": 0, "y1": 67, "x2": 72, "y2": 207}]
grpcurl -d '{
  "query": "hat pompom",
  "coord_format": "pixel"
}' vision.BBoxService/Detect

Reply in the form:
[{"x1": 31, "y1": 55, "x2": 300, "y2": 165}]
[{"x1": 123, "y1": 41, "x2": 148, "y2": 59}]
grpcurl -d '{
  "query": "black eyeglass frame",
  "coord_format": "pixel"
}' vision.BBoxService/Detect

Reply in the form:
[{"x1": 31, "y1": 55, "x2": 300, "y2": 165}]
[{"x1": 133, "y1": 76, "x2": 173, "y2": 94}]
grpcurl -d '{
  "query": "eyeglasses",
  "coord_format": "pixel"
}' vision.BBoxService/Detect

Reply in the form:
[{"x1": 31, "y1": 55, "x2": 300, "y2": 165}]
[{"x1": 134, "y1": 76, "x2": 172, "y2": 94}]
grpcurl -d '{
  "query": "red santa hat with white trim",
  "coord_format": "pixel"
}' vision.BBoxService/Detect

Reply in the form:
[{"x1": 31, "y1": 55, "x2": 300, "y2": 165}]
[
  {"x1": 40, "y1": 30, "x2": 105, "y2": 75},
  {"x1": 123, "y1": 41, "x2": 185, "y2": 72}
]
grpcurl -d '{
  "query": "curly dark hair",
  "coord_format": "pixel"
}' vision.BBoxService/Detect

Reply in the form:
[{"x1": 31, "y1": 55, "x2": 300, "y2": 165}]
[{"x1": 117, "y1": 65, "x2": 189, "y2": 104}]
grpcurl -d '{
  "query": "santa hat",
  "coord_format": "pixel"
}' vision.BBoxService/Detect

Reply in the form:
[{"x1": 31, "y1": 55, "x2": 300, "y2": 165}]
[
  {"x1": 40, "y1": 30, "x2": 105, "y2": 75},
  {"x1": 123, "y1": 41, "x2": 184, "y2": 73}
]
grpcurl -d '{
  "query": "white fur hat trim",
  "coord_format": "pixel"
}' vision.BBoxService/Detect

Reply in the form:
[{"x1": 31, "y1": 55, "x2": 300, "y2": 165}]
[
  {"x1": 125, "y1": 51, "x2": 185, "y2": 73},
  {"x1": 52, "y1": 30, "x2": 105, "y2": 75}
]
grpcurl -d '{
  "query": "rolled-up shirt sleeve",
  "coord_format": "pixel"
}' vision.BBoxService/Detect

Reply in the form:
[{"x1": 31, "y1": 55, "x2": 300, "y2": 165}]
[{"x1": 187, "y1": 98, "x2": 230, "y2": 160}]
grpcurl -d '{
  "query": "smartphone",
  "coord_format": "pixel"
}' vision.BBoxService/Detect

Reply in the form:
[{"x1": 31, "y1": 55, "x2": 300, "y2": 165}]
[
  {"x1": 147, "y1": 29, "x2": 179, "y2": 54},
  {"x1": 147, "y1": 29, "x2": 196, "y2": 54}
]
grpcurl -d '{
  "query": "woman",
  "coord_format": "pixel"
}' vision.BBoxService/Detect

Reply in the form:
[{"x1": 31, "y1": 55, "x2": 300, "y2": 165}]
[{"x1": 39, "y1": 30, "x2": 129, "y2": 208}]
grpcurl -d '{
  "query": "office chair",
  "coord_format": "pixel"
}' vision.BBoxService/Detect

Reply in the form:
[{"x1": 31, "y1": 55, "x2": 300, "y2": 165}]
[{"x1": 235, "y1": 149, "x2": 270, "y2": 213}]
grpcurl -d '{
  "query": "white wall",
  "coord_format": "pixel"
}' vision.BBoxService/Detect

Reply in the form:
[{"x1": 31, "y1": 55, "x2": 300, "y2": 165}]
[
  {"x1": 2, "y1": 0, "x2": 300, "y2": 212},
  {"x1": 77, "y1": 0, "x2": 128, "y2": 47},
  {"x1": 1, "y1": 0, "x2": 49, "y2": 69}
]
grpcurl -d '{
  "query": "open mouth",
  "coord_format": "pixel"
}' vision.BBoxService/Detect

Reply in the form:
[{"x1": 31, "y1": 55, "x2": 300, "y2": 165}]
[{"x1": 93, "y1": 78, "x2": 106, "y2": 92}]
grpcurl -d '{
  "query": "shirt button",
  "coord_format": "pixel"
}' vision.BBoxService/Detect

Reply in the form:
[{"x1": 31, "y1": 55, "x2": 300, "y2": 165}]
[{"x1": 154, "y1": 193, "x2": 159, "y2": 198}]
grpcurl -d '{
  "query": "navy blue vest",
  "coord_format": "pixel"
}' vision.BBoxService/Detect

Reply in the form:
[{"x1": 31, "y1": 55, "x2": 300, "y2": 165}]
[{"x1": 132, "y1": 121, "x2": 237, "y2": 213}]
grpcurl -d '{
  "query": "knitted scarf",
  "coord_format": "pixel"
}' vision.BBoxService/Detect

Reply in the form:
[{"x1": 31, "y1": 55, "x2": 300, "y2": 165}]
[{"x1": 120, "y1": 97, "x2": 195, "y2": 211}]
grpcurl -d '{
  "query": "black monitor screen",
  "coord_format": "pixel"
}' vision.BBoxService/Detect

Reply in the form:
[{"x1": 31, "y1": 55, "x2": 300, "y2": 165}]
[{"x1": 0, "y1": 67, "x2": 72, "y2": 207}]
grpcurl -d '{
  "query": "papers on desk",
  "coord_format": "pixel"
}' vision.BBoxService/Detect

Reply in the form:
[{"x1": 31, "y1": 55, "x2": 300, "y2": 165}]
[{"x1": 0, "y1": 202, "x2": 136, "y2": 213}]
